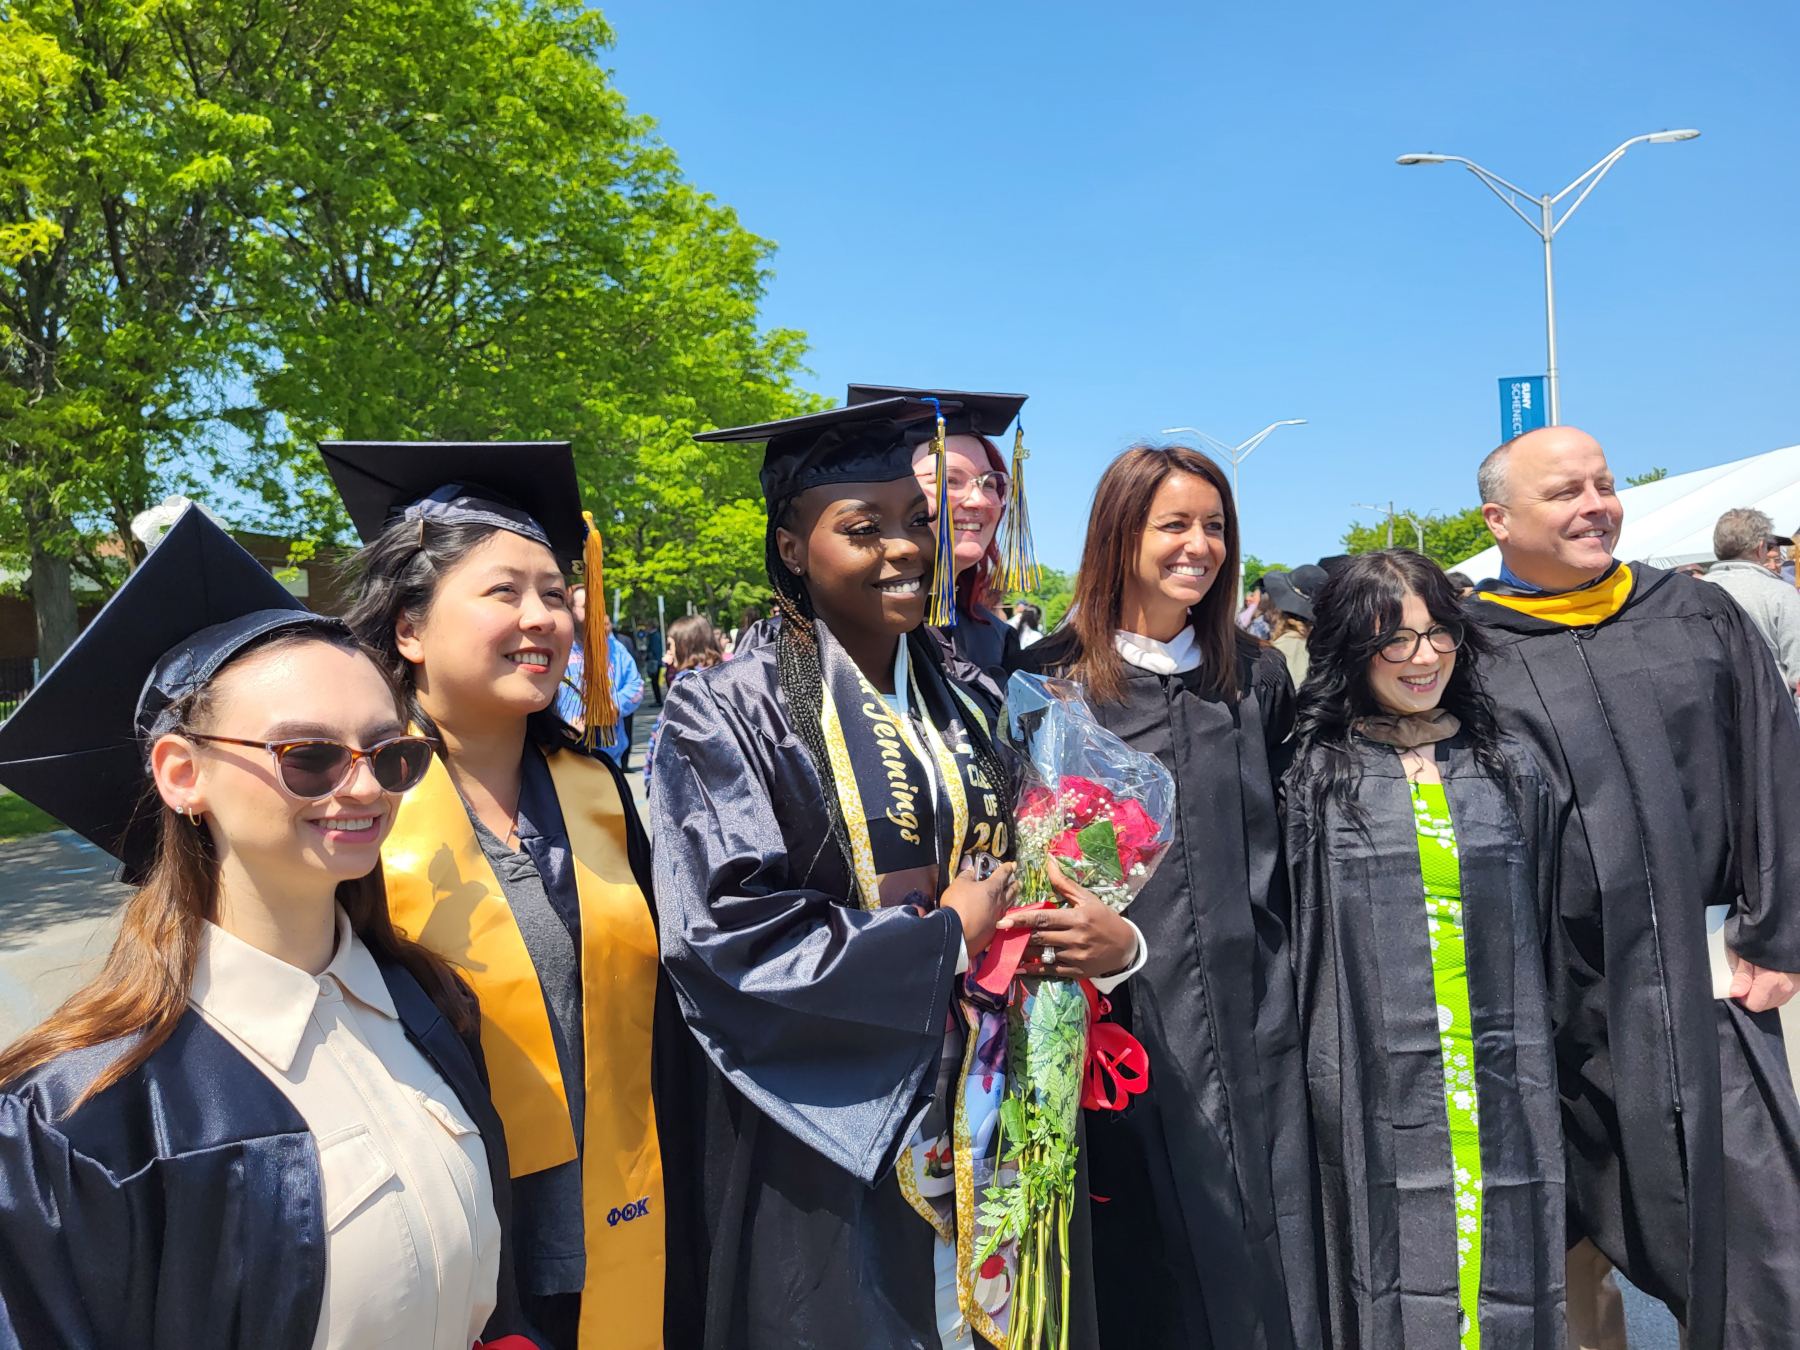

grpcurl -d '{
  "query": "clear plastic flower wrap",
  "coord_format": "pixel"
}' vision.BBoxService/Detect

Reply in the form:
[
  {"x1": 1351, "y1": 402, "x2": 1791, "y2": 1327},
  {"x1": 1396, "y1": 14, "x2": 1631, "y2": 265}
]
[
  {"x1": 966, "y1": 672, "x2": 1176, "y2": 1349},
  {"x1": 1003, "y1": 671, "x2": 1177, "y2": 913}
]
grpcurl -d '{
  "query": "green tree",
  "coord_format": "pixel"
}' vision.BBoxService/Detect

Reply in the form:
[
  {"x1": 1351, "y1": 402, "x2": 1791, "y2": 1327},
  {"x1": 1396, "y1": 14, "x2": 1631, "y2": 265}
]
[
  {"x1": 0, "y1": 1, "x2": 275, "y2": 659},
  {"x1": 1343, "y1": 506, "x2": 1493, "y2": 569},
  {"x1": 1626, "y1": 467, "x2": 1669, "y2": 486},
  {"x1": 1243, "y1": 555, "x2": 1288, "y2": 590},
  {"x1": 218, "y1": 0, "x2": 813, "y2": 621}
]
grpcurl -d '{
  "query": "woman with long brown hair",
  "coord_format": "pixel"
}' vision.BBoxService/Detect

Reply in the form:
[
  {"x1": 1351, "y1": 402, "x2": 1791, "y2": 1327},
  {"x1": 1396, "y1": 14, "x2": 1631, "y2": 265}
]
[
  {"x1": 1018, "y1": 443, "x2": 1322, "y2": 1350},
  {"x1": 0, "y1": 507, "x2": 541, "y2": 1349}
]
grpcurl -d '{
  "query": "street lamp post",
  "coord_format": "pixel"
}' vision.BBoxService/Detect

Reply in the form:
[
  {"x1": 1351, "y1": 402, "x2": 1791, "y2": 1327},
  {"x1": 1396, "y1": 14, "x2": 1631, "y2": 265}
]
[
  {"x1": 1397, "y1": 130, "x2": 1699, "y2": 426},
  {"x1": 1161, "y1": 419, "x2": 1307, "y2": 604}
]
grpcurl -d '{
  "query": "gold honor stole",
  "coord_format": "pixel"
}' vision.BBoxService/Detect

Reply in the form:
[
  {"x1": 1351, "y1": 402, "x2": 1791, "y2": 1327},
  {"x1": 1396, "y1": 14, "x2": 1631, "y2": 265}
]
[
  {"x1": 381, "y1": 749, "x2": 665, "y2": 1350},
  {"x1": 1479, "y1": 562, "x2": 1634, "y2": 625}
]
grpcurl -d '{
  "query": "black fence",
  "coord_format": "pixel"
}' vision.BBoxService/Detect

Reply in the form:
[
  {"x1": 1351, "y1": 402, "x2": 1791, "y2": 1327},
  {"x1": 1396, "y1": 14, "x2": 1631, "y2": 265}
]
[{"x1": 0, "y1": 657, "x2": 35, "y2": 718}]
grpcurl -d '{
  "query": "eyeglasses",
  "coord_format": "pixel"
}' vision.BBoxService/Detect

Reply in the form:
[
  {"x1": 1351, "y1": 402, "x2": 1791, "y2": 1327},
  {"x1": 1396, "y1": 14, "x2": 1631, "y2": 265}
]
[
  {"x1": 1377, "y1": 623, "x2": 1464, "y2": 664},
  {"x1": 935, "y1": 470, "x2": 1010, "y2": 504},
  {"x1": 187, "y1": 734, "x2": 436, "y2": 800}
]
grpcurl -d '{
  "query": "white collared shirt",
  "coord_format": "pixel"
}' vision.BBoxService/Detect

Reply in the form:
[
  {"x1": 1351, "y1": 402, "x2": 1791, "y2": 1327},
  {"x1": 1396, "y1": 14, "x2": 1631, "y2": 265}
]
[{"x1": 188, "y1": 908, "x2": 501, "y2": 1350}]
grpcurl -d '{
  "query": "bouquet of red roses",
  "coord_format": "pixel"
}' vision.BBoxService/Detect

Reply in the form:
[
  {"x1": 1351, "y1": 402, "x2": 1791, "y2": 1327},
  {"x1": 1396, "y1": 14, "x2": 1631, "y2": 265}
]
[{"x1": 965, "y1": 673, "x2": 1175, "y2": 1349}]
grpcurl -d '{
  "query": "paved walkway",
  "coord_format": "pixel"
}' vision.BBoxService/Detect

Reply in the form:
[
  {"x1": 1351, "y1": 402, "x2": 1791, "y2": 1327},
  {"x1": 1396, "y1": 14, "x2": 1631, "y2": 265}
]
[{"x1": 0, "y1": 830, "x2": 129, "y2": 1044}]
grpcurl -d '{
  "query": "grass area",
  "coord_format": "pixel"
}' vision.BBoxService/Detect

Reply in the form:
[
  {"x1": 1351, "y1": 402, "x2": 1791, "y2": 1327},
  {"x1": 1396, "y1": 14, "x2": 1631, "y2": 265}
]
[{"x1": 0, "y1": 792, "x2": 60, "y2": 843}]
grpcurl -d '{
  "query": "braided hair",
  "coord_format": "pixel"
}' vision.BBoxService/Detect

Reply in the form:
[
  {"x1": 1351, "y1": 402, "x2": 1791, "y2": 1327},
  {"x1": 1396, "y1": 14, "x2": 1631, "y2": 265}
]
[{"x1": 766, "y1": 499, "x2": 1011, "y2": 887}]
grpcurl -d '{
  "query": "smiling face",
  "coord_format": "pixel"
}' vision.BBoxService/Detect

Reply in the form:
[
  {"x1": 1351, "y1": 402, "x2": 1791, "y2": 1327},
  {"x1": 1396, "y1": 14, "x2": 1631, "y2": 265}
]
[
  {"x1": 1366, "y1": 591, "x2": 1457, "y2": 716},
  {"x1": 775, "y1": 476, "x2": 935, "y2": 643},
  {"x1": 1481, "y1": 427, "x2": 1623, "y2": 591},
  {"x1": 913, "y1": 434, "x2": 1005, "y2": 574},
  {"x1": 395, "y1": 528, "x2": 574, "y2": 733},
  {"x1": 1119, "y1": 471, "x2": 1228, "y2": 639},
  {"x1": 151, "y1": 639, "x2": 407, "y2": 890}
]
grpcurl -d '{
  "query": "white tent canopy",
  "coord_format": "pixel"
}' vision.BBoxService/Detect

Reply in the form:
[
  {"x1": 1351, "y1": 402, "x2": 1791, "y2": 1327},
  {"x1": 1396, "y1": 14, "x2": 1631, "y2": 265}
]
[{"x1": 1455, "y1": 443, "x2": 1800, "y2": 582}]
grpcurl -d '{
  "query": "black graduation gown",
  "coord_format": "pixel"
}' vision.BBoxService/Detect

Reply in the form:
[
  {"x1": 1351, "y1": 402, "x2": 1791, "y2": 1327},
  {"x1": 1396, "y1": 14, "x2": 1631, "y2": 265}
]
[
  {"x1": 1284, "y1": 734, "x2": 1565, "y2": 1348},
  {"x1": 1018, "y1": 632, "x2": 1321, "y2": 1350},
  {"x1": 1469, "y1": 566, "x2": 1800, "y2": 1349},
  {"x1": 0, "y1": 956, "x2": 543, "y2": 1350},
  {"x1": 648, "y1": 637, "x2": 1099, "y2": 1350},
  {"x1": 944, "y1": 602, "x2": 1020, "y2": 683}
]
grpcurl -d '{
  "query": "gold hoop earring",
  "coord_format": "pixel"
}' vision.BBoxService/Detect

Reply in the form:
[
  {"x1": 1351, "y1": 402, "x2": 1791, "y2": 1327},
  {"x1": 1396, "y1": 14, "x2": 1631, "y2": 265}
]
[{"x1": 185, "y1": 809, "x2": 203, "y2": 826}]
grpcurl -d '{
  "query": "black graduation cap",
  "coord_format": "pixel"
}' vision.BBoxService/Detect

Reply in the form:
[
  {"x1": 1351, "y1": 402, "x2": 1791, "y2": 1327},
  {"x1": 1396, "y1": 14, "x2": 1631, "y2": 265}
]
[
  {"x1": 317, "y1": 438, "x2": 623, "y2": 746},
  {"x1": 845, "y1": 385, "x2": 1027, "y2": 440},
  {"x1": 694, "y1": 397, "x2": 944, "y2": 506},
  {"x1": 0, "y1": 506, "x2": 344, "y2": 882},
  {"x1": 318, "y1": 440, "x2": 586, "y2": 569}
]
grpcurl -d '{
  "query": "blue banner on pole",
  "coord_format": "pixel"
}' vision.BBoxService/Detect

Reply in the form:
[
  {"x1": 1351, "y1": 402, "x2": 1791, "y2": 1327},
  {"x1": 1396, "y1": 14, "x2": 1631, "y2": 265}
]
[{"x1": 1499, "y1": 376, "x2": 1548, "y2": 442}]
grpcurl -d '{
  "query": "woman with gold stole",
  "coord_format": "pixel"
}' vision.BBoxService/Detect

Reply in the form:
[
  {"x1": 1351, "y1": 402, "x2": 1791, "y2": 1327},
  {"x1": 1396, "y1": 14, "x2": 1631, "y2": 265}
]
[
  {"x1": 651, "y1": 399, "x2": 1142, "y2": 1349},
  {"x1": 321, "y1": 441, "x2": 703, "y2": 1350}
]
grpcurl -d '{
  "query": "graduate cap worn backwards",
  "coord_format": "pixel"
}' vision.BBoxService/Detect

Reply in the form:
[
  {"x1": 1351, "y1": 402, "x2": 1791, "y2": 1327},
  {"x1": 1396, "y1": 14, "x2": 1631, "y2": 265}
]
[
  {"x1": 0, "y1": 505, "x2": 343, "y2": 883},
  {"x1": 317, "y1": 439, "x2": 619, "y2": 747}
]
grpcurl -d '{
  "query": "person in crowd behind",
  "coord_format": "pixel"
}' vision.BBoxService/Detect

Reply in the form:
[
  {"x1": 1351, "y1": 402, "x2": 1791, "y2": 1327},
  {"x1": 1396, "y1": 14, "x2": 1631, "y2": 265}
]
[
  {"x1": 643, "y1": 613, "x2": 724, "y2": 783},
  {"x1": 0, "y1": 507, "x2": 540, "y2": 1349},
  {"x1": 656, "y1": 399, "x2": 1139, "y2": 1347},
  {"x1": 1018, "y1": 443, "x2": 1320, "y2": 1350},
  {"x1": 554, "y1": 589, "x2": 644, "y2": 768},
  {"x1": 1285, "y1": 549, "x2": 1565, "y2": 1349},
  {"x1": 1701, "y1": 508, "x2": 1800, "y2": 694},
  {"x1": 850, "y1": 384, "x2": 1028, "y2": 681},
  {"x1": 645, "y1": 620, "x2": 666, "y2": 702},
  {"x1": 1261, "y1": 564, "x2": 1325, "y2": 687},
  {"x1": 1012, "y1": 601, "x2": 1045, "y2": 647},
  {"x1": 1443, "y1": 570, "x2": 1476, "y2": 597},
  {"x1": 1468, "y1": 426, "x2": 1800, "y2": 1350},
  {"x1": 321, "y1": 441, "x2": 704, "y2": 1350},
  {"x1": 726, "y1": 604, "x2": 763, "y2": 658},
  {"x1": 1237, "y1": 579, "x2": 1268, "y2": 634}
]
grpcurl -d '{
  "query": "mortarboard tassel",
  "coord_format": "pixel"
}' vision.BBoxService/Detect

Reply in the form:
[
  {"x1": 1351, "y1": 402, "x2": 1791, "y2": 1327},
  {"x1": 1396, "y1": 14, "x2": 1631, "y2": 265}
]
[
  {"x1": 927, "y1": 406, "x2": 958, "y2": 628},
  {"x1": 999, "y1": 423, "x2": 1041, "y2": 595},
  {"x1": 580, "y1": 511, "x2": 619, "y2": 750}
]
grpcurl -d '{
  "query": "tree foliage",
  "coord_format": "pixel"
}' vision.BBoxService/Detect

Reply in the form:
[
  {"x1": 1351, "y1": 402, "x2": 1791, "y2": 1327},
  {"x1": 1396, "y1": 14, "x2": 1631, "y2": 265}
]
[
  {"x1": 1626, "y1": 467, "x2": 1669, "y2": 486},
  {"x1": 1342, "y1": 506, "x2": 1493, "y2": 569},
  {"x1": 0, "y1": 0, "x2": 814, "y2": 648}
]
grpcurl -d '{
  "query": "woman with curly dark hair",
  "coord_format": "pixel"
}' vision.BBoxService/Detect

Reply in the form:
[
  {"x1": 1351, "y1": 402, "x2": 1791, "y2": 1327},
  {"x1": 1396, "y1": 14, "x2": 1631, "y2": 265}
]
[{"x1": 1283, "y1": 549, "x2": 1565, "y2": 1349}]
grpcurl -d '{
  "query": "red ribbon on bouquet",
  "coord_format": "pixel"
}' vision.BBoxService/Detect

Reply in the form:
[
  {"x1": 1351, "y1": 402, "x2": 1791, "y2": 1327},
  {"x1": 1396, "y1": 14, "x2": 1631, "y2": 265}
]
[
  {"x1": 969, "y1": 906, "x2": 1150, "y2": 1111},
  {"x1": 1078, "y1": 982, "x2": 1149, "y2": 1112},
  {"x1": 970, "y1": 900, "x2": 1058, "y2": 996},
  {"x1": 474, "y1": 1338, "x2": 538, "y2": 1350}
]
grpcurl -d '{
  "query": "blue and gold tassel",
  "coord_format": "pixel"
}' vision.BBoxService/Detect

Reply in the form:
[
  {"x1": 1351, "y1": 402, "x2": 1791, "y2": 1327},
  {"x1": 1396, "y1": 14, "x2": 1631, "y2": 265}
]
[
  {"x1": 999, "y1": 423, "x2": 1041, "y2": 595},
  {"x1": 926, "y1": 403, "x2": 958, "y2": 627}
]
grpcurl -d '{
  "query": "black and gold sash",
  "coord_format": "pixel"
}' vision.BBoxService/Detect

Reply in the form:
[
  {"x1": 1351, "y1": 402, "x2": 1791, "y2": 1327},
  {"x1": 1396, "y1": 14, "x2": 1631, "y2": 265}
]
[
  {"x1": 810, "y1": 622, "x2": 1011, "y2": 1331},
  {"x1": 381, "y1": 747, "x2": 664, "y2": 1350}
]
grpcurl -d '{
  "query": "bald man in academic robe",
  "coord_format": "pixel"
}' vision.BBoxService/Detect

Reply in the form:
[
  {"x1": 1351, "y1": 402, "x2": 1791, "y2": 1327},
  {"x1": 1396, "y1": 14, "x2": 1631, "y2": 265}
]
[{"x1": 1466, "y1": 426, "x2": 1800, "y2": 1350}]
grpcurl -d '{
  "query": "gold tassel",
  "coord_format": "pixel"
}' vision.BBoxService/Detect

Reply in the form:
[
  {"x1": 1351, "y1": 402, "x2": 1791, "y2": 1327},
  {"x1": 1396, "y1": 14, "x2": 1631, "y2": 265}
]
[
  {"x1": 927, "y1": 410, "x2": 957, "y2": 627},
  {"x1": 999, "y1": 423, "x2": 1041, "y2": 594},
  {"x1": 580, "y1": 510, "x2": 619, "y2": 750}
]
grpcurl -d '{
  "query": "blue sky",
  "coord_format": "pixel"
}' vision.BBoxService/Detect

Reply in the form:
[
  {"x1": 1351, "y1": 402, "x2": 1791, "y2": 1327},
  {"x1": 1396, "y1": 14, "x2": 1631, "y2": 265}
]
[{"x1": 599, "y1": 0, "x2": 1799, "y2": 572}]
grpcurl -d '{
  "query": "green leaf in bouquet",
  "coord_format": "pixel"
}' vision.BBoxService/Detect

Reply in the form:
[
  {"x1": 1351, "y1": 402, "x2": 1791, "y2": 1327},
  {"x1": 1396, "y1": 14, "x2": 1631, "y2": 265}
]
[
  {"x1": 1000, "y1": 1096, "x2": 1027, "y2": 1157},
  {"x1": 1075, "y1": 819, "x2": 1124, "y2": 884}
]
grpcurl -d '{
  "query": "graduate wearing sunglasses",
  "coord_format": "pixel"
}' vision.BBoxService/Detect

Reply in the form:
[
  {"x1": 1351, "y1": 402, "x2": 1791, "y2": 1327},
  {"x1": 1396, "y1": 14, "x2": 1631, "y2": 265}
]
[
  {"x1": 1282, "y1": 550, "x2": 1565, "y2": 1348},
  {"x1": 324, "y1": 441, "x2": 702, "y2": 1350},
  {"x1": 0, "y1": 507, "x2": 543, "y2": 1349}
]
